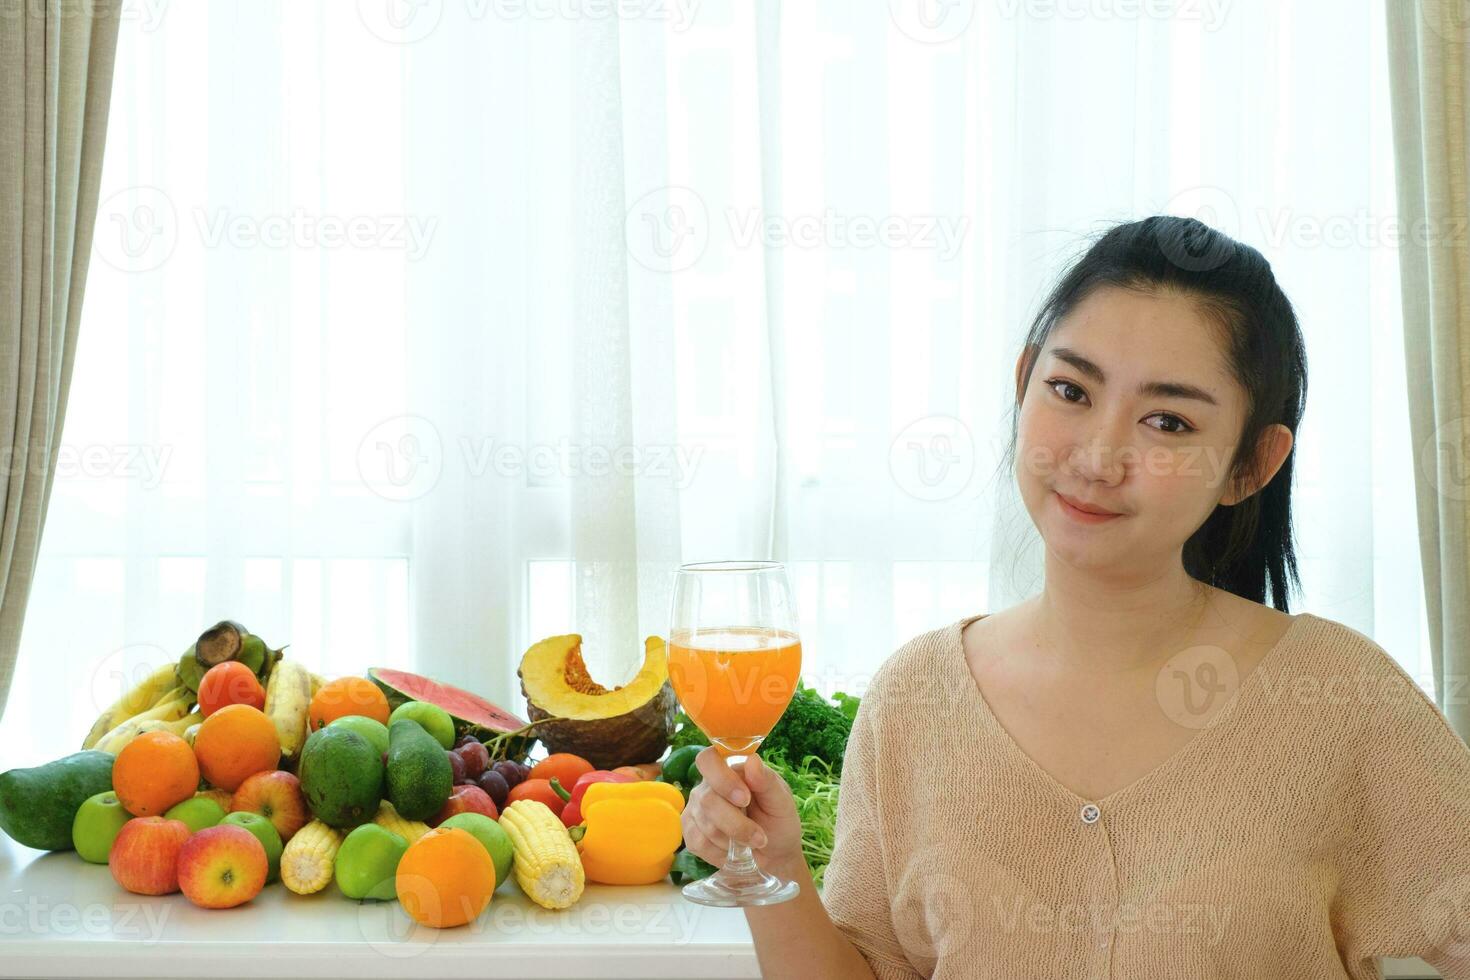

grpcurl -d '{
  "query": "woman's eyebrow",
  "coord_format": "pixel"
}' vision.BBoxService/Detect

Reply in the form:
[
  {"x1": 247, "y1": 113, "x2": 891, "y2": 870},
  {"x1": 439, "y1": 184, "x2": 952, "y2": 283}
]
[{"x1": 1046, "y1": 346, "x2": 1219, "y2": 406}]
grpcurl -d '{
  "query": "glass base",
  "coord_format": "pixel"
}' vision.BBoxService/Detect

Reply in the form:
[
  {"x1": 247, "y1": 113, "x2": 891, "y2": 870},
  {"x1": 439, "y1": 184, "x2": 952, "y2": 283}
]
[{"x1": 680, "y1": 865, "x2": 800, "y2": 908}]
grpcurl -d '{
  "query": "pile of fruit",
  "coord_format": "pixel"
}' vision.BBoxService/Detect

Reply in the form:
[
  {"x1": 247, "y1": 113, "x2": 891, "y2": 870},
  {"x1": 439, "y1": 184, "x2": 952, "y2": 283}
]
[{"x1": 0, "y1": 623, "x2": 819, "y2": 928}]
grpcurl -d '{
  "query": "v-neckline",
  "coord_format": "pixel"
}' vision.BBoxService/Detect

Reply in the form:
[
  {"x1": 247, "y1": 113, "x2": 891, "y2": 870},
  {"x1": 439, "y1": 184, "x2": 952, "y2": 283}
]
[{"x1": 952, "y1": 610, "x2": 1314, "y2": 809}]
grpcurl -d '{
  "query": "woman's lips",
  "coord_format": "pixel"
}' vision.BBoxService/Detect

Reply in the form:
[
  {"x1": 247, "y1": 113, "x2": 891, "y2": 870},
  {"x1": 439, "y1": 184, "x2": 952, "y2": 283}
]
[{"x1": 1055, "y1": 491, "x2": 1123, "y2": 524}]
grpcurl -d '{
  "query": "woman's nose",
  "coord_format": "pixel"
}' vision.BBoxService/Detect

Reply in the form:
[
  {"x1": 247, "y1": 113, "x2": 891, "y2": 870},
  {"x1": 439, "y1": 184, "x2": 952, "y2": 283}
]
[{"x1": 1066, "y1": 419, "x2": 1130, "y2": 482}]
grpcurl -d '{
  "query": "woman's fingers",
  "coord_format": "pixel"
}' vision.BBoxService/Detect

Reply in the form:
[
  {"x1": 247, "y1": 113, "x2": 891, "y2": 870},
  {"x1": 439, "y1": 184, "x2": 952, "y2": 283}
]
[
  {"x1": 687, "y1": 783, "x2": 767, "y2": 849},
  {"x1": 693, "y1": 746, "x2": 751, "y2": 806}
]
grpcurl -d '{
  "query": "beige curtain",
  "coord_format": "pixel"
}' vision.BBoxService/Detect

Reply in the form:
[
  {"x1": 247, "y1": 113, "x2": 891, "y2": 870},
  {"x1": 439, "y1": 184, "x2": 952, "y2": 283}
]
[
  {"x1": 1387, "y1": 1, "x2": 1470, "y2": 738},
  {"x1": 0, "y1": 0, "x2": 122, "y2": 720}
]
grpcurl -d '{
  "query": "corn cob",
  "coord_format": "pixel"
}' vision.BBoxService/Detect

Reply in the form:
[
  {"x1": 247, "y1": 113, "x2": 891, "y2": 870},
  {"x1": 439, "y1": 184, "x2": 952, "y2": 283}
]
[
  {"x1": 498, "y1": 799, "x2": 584, "y2": 909},
  {"x1": 94, "y1": 694, "x2": 196, "y2": 754},
  {"x1": 372, "y1": 800, "x2": 430, "y2": 845},
  {"x1": 263, "y1": 659, "x2": 311, "y2": 766},
  {"x1": 82, "y1": 661, "x2": 184, "y2": 749},
  {"x1": 281, "y1": 819, "x2": 343, "y2": 894}
]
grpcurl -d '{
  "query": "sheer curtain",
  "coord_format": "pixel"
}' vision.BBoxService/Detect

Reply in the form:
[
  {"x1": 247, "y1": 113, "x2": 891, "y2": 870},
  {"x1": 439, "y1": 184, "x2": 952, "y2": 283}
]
[{"x1": 1, "y1": 0, "x2": 1425, "y2": 767}]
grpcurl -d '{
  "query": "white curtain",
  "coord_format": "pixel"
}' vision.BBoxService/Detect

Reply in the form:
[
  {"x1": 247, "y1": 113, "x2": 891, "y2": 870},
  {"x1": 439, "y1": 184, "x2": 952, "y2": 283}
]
[{"x1": 1, "y1": 0, "x2": 1428, "y2": 768}]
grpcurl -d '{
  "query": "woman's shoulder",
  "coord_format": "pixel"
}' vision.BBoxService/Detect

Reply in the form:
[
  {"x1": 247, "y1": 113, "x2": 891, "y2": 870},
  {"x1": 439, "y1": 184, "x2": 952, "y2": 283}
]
[{"x1": 1279, "y1": 611, "x2": 1459, "y2": 744}]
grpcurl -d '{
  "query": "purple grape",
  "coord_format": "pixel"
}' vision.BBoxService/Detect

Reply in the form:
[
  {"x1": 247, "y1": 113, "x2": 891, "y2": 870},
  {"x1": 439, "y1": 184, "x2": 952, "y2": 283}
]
[
  {"x1": 459, "y1": 741, "x2": 489, "y2": 779},
  {"x1": 447, "y1": 750, "x2": 467, "y2": 784},
  {"x1": 476, "y1": 769, "x2": 509, "y2": 807},
  {"x1": 492, "y1": 760, "x2": 523, "y2": 788},
  {"x1": 455, "y1": 734, "x2": 479, "y2": 750}
]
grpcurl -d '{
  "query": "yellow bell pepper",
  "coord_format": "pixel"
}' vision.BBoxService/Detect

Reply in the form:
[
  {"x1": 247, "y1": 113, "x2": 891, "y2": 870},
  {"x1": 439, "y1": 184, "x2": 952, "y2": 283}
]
[{"x1": 571, "y1": 780, "x2": 685, "y2": 885}]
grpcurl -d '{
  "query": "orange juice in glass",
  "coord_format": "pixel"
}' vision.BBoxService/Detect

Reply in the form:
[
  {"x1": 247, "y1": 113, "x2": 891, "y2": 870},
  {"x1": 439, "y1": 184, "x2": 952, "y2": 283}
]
[
  {"x1": 667, "y1": 561, "x2": 803, "y2": 907},
  {"x1": 667, "y1": 627, "x2": 802, "y2": 757}
]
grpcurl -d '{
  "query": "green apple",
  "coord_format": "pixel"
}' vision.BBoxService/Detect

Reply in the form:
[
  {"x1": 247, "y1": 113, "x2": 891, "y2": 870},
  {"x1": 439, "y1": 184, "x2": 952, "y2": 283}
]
[
  {"x1": 439, "y1": 812, "x2": 514, "y2": 890},
  {"x1": 163, "y1": 796, "x2": 226, "y2": 834},
  {"x1": 335, "y1": 823, "x2": 408, "y2": 900},
  {"x1": 326, "y1": 715, "x2": 390, "y2": 756},
  {"x1": 387, "y1": 701, "x2": 455, "y2": 749},
  {"x1": 72, "y1": 791, "x2": 133, "y2": 864},
  {"x1": 219, "y1": 811, "x2": 284, "y2": 883}
]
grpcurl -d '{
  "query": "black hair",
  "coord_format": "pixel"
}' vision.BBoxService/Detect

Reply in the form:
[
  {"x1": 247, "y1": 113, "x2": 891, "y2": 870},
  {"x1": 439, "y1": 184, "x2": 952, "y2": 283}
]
[{"x1": 1001, "y1": 215, "x2": 1308, "y2": 611}]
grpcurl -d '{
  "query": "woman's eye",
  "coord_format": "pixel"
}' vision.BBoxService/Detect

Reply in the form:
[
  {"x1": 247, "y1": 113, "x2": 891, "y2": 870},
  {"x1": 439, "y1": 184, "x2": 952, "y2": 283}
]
[
  {"x1": 1045, "y1": 379, "x2": 1086, "y2": 403},
  {"x1": 1044, "y1": 379, "x2": 1195, "y2": 435}
]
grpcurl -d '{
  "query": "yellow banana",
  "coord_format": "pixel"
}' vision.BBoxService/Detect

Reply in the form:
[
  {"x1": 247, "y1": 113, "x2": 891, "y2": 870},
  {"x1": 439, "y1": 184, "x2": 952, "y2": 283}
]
[
  {"x1": 82, "y1": 661, "x2": 184, "y2": 749},
  {"x1": 96, "y1": 704, "x2": 199, "y2": 755},
  {"x1": 308, "y1": 671, "x2": 326, "y2": 697},
  {"x1": 264, "y1": 660, "x2": 312, "y2": 765}
]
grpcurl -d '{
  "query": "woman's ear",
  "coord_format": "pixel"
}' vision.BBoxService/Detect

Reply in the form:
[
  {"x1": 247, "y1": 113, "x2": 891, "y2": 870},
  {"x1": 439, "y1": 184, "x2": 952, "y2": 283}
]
[
  {"x1": 1220, "y1": 424, "x2": 1295, "y2": 506},
  {"x1": 1015, "y1": 345, "x2": 1037, "y2": 407}
]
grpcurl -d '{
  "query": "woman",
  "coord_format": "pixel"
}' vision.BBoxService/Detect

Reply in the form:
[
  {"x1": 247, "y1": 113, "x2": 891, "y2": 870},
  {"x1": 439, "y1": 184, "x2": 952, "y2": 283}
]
[{"x1": 680, "y1": 216, "x2": 1470, "y2": 979}]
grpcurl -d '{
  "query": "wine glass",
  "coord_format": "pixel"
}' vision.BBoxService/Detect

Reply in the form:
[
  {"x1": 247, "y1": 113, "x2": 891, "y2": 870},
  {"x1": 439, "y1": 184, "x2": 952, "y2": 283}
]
[{"x1": 667, "y1": 560, "x2": 803, "y2": 907}]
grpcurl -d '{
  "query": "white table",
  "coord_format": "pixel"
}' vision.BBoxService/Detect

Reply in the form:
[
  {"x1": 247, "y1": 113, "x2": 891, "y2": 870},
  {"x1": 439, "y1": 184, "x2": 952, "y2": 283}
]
[{"x1": 0, "y1": 834, "x2": 761, "y2": 979}]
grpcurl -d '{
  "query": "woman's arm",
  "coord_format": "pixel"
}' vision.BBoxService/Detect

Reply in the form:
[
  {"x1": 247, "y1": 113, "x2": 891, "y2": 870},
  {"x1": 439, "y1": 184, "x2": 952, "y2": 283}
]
[{"x1": 742, "y1": 856, "x2": 879, "y2": 980}]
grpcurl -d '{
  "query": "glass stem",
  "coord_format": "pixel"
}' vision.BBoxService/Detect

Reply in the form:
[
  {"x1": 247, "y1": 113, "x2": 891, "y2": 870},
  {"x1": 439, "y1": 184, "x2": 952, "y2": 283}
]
[
  {"x1": 724, "y1": 836, "x2": 759, "y2": 874},
  {"x1": 719, "y1": 752, "x2": 762, "y2": 877}
]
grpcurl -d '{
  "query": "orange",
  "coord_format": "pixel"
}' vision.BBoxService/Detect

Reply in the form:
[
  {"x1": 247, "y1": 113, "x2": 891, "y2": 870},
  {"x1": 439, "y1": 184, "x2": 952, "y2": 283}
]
[
  {"x1": 193, "y1": 704, "x2": 281, "y2": 791},
  {"x1": 197, "y1": 661, "x2": 266, "y2": 717},
  {"x1": 527, "y1": 753, "x2": 593, "y2": 788},
  {"x1": 308, "y1": 676, "x2": 390, "y2": 732},
  {"x1": 113, "y1": 731, "x2": 201, "y2": 817},
  {"x1": 395, "y1": 827, "x2": 495, "y2": 928}
]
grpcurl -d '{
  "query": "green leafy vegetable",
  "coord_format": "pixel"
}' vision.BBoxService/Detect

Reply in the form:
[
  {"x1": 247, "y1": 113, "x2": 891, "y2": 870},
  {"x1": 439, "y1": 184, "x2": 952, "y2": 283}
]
[
  {"x1": 757, "y1": 681, "x2": 855, "y2": 773},
  {"x1": 760, "y1": 748, "x2": 841, "y2": 889},
  {"x1": 668, "y1": 709, "x2": 710, "y2": 750}
]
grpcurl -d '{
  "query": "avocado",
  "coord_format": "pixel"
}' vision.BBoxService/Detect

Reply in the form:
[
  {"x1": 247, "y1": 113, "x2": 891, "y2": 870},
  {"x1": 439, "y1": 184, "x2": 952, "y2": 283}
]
[
  {"x1": 385, "y1": 718, "x2": 453, "y2": 822},
  {"x1": 0, "y1": 750, "x2": 115, "y2": 850},
  {"x1": 297, "y1": 726, "x2": 383, "y2": 829}
]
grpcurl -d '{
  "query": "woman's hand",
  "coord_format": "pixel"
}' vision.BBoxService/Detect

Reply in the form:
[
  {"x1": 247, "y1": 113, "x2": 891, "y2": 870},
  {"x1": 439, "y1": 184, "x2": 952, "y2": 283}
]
[{"x1": 681, "y1": 747, "x2": 805, "y2": 872}]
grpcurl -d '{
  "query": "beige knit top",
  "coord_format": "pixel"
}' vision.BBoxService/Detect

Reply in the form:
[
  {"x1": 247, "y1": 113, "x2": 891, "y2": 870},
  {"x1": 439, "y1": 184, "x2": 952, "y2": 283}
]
[{"x1": 820, "y1": 612, "x2": 1470, "y2": 979}]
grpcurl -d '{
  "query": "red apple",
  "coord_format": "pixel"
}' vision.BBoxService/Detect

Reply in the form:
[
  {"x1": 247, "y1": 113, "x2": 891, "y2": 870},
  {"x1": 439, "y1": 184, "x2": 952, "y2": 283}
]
[
  {"x1": 176, "y1": 824, "x2": 268, "y2": 909},
  {"x1": 430, "y1": 784, "x2": 498, "y2": 827},
  {"x1": 231, "y1": 770, "x2": 309, "y2": 842},
  {"x1": 109, "y1": 816, "x2": 191, "y2": 895}
]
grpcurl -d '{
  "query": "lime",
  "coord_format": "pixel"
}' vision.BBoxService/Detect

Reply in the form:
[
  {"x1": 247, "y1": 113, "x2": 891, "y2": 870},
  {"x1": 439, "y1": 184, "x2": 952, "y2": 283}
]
[
  {"x1": 327, "y1": 715, "x2": 390, "y2": 756},
  {"x1": 335, "y1": 824, "x2": 409, "y2": 900},
  {"x1": 438, "y1": 812, "x2": 514, "y2": 890},
  {"x1": 387, "y1": 702, "x2": 456, "y2": 750}
]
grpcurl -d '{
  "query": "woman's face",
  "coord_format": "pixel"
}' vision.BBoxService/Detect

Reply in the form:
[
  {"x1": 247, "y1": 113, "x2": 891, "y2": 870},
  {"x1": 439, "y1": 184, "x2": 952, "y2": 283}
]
[{"x1": 1015, "y1": 285, "x2": 1259, "y2": 578}]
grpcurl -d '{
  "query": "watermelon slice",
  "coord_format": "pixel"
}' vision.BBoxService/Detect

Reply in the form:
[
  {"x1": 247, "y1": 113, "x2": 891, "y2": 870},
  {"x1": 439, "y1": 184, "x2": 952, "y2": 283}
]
[{"x1": 367, "y1": 668, "x2": 534, "y2": 759}]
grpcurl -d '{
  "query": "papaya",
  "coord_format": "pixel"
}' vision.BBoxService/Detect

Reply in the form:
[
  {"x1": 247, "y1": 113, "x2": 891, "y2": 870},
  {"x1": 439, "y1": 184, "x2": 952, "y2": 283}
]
[
  {"x1": 0, "y1": 751, "x2": 115, "y2": 850},
  {"x1": 385, "y1": 718, "x2": 453, "y2": 822},
  {"x1": 297, "y1": 727, "x2": 382, "y2": 829}
]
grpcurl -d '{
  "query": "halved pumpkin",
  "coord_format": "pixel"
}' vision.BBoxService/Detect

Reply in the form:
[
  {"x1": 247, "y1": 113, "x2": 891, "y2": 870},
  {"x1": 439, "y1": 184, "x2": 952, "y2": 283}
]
[{"x1": 517, "y1": 634, "x2": 676, "y2": 769}]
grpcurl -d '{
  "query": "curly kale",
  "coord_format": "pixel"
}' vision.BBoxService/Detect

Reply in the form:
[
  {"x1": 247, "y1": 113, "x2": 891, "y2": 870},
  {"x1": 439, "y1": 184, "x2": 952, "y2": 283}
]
[
  {"x1": 668, "y1": 709, "x2": 710, "y2": 750},
  {"x1": 667, "y1": 683, "x2": 860, "y2": 772},
  {"x1": 757, "y1": 682, "x2": 855, "y2": 773}
]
